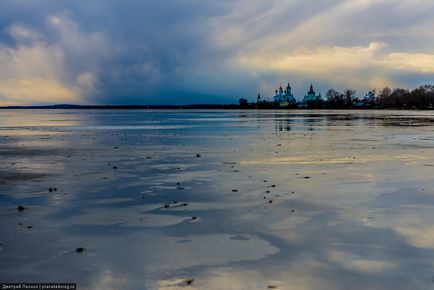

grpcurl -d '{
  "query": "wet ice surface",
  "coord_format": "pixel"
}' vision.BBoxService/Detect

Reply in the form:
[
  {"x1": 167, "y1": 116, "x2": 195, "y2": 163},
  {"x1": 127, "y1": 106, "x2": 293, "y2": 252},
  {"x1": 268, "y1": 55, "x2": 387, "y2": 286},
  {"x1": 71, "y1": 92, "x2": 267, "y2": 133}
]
[{"x1": 1, "y1": 109, "x2": 434, "y2": 289}]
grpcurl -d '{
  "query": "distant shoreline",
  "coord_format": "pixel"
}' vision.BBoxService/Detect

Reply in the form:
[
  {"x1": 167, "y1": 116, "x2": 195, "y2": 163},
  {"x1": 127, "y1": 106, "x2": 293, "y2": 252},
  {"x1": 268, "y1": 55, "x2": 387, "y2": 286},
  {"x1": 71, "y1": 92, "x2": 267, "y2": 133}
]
[
  {"x1": 0, "y1": 104, "x2": 433, "y2": 110},
  {"x1": 0, "y1": 104, "x2": 241, "y2": 110}
]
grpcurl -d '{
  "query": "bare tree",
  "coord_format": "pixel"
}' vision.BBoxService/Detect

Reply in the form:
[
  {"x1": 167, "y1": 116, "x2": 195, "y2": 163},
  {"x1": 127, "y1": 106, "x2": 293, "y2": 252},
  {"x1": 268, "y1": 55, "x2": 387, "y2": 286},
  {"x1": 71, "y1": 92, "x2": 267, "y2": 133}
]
[
  {"x1": 343, "y1": 89, "x2": 356, "y2": 108},
  {"x1": 326, "y1": 89, "x2": 354, "y2": 108}
]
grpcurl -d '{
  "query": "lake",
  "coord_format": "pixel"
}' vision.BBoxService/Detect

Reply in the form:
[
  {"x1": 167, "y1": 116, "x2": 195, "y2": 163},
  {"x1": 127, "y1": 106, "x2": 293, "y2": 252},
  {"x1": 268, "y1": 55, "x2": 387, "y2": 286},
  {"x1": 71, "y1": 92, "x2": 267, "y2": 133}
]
[{"x1": 1, "y1": 109, "x2": 434, "y2": 289}]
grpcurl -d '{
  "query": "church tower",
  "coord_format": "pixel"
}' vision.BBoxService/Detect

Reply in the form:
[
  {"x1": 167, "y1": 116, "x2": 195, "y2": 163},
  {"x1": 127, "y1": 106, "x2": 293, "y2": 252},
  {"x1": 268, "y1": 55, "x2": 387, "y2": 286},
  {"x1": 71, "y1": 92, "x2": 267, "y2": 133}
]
[
  {"x1": 302, "y1": 83, "x2": 322, "y2": 107},
  {"x1": 285, "y1": 83, "x2": 292, "y2": 95}
]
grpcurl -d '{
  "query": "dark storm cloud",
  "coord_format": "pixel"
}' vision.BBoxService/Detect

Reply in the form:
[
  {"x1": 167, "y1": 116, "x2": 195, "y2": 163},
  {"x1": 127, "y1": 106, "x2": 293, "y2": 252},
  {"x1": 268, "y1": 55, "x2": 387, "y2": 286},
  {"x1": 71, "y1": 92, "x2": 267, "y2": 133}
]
[
  {"x1": 1, "y1": 0, "x2": 434, "y2": 105},
  {"x1": 0, "y1": 0, "x2": 233, "y2": 104}
]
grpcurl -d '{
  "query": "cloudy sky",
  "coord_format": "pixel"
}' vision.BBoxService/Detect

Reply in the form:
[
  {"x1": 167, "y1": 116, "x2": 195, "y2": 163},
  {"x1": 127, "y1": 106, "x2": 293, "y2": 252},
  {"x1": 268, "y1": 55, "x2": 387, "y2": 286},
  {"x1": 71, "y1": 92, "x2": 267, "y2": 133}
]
[{"x1": 1, "y1": 0, "x2": 434, "y2": 105}]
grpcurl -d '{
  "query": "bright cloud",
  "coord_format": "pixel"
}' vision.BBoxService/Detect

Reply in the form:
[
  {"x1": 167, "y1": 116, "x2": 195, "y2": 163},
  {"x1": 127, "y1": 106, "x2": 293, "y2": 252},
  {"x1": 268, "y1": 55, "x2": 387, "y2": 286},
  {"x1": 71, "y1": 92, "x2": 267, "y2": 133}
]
[
  {"x1": 0, "y1": 14, "x2": 109, "y2": 105},
  {"x1": 237, "y1": 42, "x2": 434, "y2": 90},
  {"x1": 385, "y1": 53, "x2": 434, "y2": 73},
  {"x1": 0, "y1": 78, "x2": 78, "y2": 106},
  {"x1": 238, "y1": 42, "x2": 387, "y2": 74},
  {"x1": 238, "y1": 42, "x2": 434, "y2": 75},
  {"x1": 1, "y1": 0, "x2": 434, "y2": 104},
  {"x1": 0, "y1": 38, "x2": 75, "y2": 105}
]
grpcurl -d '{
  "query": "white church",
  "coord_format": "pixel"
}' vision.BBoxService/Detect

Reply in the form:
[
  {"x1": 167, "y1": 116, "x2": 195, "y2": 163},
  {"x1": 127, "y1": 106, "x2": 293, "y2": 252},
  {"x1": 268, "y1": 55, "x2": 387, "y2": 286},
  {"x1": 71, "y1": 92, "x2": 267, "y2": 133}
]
[
  {"x1": 270, "y1": 83, "x2": 322, "y2": 107},
  {"x1": 273, "y1": 83, "x2": 297, "y2": 107}
]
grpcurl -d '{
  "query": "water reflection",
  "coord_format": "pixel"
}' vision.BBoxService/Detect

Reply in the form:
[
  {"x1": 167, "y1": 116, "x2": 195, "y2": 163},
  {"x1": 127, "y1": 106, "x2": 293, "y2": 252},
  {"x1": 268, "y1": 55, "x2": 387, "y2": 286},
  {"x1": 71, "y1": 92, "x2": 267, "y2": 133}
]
[
  {"x1": 274, "y1": 113, "x2": 294, "y2": 132},
  {"x1": 1, "y1": 109, "x2": 434, "y2": 290}
]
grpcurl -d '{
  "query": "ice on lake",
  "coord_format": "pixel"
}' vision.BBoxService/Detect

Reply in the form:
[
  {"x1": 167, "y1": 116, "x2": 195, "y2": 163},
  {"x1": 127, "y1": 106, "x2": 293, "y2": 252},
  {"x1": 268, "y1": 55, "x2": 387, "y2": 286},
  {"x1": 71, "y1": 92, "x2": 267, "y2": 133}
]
[{"x1": 1, "y1": 109, "x2": 434, "y2": 289}]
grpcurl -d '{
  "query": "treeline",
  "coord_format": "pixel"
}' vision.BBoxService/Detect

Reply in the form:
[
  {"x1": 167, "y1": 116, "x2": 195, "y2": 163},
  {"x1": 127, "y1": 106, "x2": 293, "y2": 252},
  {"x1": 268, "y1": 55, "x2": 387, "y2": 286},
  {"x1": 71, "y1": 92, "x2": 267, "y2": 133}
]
[
  {"x1": 240, "y1": 84, "x2": 434, "y2": 109},
  {"x1": 326, "y1": 85, "x2": 434, "y2": 109}
]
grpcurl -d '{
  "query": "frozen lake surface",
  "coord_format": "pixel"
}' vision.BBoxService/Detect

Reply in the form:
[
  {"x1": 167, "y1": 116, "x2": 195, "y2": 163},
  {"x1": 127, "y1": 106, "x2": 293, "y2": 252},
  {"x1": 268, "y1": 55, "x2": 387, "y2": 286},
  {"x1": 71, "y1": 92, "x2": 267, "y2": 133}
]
[{"x1": 1, "y1": 109, "x2": 434, "y2": 289}]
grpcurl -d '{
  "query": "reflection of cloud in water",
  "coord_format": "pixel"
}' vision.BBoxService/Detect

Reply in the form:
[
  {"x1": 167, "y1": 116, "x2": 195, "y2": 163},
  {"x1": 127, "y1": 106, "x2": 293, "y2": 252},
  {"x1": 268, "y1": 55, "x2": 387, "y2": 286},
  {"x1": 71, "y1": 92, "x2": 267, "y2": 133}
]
[
  {"x1": 396, "y1": 227, "x2": 434, "y2": 249},
  {"x1": 65, "y1": 125, "x2": 199, "y2": 130},
  {"x1": 270, "y1": 215, "x2": 311, "y2": 231},
  {"x1": 241, "y1": 154, "x2": 428, "y2": 166},
  {"x1": 87, "y1": 270, "x2": 131, "y2": 290},
  {"x1": 79, "y1": 233, "x2": 279, "y2": 278},
  {"x1": 158, "y1": 269, "x2": 274, "y2": 290},
  {"x1": 157, "y1": 262, "x2": 340, "y2": 290},
  {"x1": 0, "y1": 111, "x2": 81, "y2": 127},
  {"x1": 364, "y1": 205, "x2": 434, "y2": 249},
  {"x1": 64, "y1": 206, "x2": 190, "y2": 228},
  {"x1": 328, "y1": 250, "x2": 396, "y2": 273},
  {"x1": 3, "y1": 110, "x2": 434, "y2": 289}
]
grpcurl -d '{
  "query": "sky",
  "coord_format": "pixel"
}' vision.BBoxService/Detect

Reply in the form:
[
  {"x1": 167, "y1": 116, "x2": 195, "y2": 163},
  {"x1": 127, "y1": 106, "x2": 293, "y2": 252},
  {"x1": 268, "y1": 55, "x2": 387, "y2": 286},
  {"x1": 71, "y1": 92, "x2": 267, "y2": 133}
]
[{"x1": 1, "y1": 0, "x2": 434, "y2": 105}]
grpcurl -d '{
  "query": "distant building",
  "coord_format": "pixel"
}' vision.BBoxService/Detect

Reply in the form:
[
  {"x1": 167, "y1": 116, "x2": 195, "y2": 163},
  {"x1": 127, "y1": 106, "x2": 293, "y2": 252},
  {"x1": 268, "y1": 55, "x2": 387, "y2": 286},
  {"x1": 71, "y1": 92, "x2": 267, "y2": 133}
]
[
  {"x1": 303, "y1": 84, "x2": 318, "y2": 102},
  {"x1": 273, "y1": 83, "x2": 297, "y2": 107},
  {"x1": 301, "y1": 84, "x2": 322, "y2": 107},
  {"x1": 354, "y1": 89, "x2": 376, "y2": 108},
  {"x1": 365, "y1": 90, "x2": 376, "y2": 100}
]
